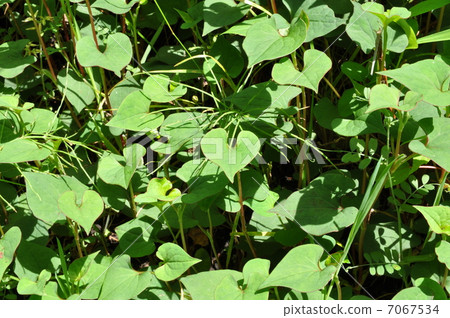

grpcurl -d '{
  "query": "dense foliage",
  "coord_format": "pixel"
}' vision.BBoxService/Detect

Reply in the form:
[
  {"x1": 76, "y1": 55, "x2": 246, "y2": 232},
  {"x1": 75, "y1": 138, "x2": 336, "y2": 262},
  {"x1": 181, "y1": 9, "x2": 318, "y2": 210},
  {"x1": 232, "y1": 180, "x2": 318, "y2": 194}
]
[{"x1": 0, "y1": 0, "x2": 449, "y2": 300}]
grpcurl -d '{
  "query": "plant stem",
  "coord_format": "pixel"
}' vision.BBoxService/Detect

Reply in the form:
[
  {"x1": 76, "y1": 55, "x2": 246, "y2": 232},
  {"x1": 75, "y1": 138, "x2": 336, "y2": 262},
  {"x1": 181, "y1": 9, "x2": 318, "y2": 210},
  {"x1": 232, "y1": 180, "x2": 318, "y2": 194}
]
[
  {"x1": 237, "y1": 171, "x2": 257, "y2": 258},
  {"x1": 198, "y1": 225, "x2": 222, "y2": 269},
  {"x1": 129, "y1": 183, "x2": 137, "y2": 218},
  {"x1": 84, "y1": 0, "x2": 99, "y2": 49},
  {"x1": 25, "y1": 0, "x2": 57, "y2": 82},
  {"x1": 68, "y1": 219, "x2": 83, "y2": 258},
  {"x1": 270, "y1": 0, "x2": 278, "y2": 13},
  {"x1": 226, "y1": 211, "x2": 241, "y2": 268},
  {"x1": 174, "y1": 204, "x2": 188, "y2": 252}
]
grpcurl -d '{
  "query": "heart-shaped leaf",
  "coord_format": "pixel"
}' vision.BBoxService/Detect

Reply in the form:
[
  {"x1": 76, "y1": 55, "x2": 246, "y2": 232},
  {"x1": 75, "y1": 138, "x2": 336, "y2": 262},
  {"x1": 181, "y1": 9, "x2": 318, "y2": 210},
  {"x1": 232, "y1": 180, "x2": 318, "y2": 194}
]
[
  {"x1": 270, "y1": 171, "x2": 358, "y2": 236},
  {"x1": 17, "y1": 270, "x2": 51, "y2": 296},
  {"x1": 282, "y1": 0, "x2": 344, "y2": 42},
  {"x1": 259, "y1": 244, "x2": 336, "y2": 292},
  {"x1": 154, "y1": 243, "x2": 201, "y2": 281},
  {"x1": 201, "y1": 128, "x2": 261, "y2": 182},
  {"x1": 142, "y1": 74, "x2": 187, "y2": 103},
  {"x1": 107, "y1": 90, "x2": 164, "y2": 132},
  {"x1": 76, "y1": 33, "x2": 132, "y2": 77},
  {"x1": 243, "y1": 14, "x2": 307, "y2": 67},
  {"x1": 99, "y1": 255, "x2": 152, "y2": 300},
  {"x1": 58, "y1": 190, "x2": 104, "y2": 234},
  {"x1": 367, "y1": 84, "x2": 401, "y2": 112},
  {"x1": 379, "y1": 55, "x2": 450, "y2": 107},
  {"x1": 414, "y1": 205, "x2": 450, "y2": 236},
  {"x1": 0, "y1": 39, "x2": 36, "y2": 78},
  {"x1": 367, "y1": 85, "x2": 423, "y2": 113},
  {"x1": 24, "y1": 172, "x2": 88, "y2": 226},
  {"x1": 97, "y1": 144, "x2": 146, "y2": 189},
  {"x1": 272, "y1": 49, "x2": 332, "y2": 93},
  {"x1": 0, "y1": 226, "x2": 21, "y2": 281}
]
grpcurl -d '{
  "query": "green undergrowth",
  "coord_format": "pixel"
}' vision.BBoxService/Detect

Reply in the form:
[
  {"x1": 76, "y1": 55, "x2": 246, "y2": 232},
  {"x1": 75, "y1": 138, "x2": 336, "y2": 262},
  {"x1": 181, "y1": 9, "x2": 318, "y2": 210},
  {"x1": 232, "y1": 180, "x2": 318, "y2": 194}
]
[{"x1": 0, "y1": 0, "x2": 449, "y2": 300}]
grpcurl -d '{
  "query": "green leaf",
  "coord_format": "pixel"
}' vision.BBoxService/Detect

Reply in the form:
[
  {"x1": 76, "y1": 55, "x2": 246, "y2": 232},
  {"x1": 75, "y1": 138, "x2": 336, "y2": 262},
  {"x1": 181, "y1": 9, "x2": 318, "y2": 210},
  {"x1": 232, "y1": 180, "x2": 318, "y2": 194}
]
[
  {"x1": 107, "y1": 90, "x2": 164, "y2": 132},
  {"x1": 135, "y1": 177, "x2": 181, "y2": 204},
  {"x1": 243, "y1": 14, "x2": 307, "y2": 67},
  {"x1": 181, "y1": 269, "x2": 242, "y2": 299},
  {"x1": 17, "y1": 270, "x2": 51, "y2": 296},
  {"x1": 241, "y1": 258, "x2": 270, "y2": 300},
  {"x1": 154, "y1": 243, "x2": 201, "y2": 281},
  {"x1": 176, "y1": 2, "x2": 204, "y2": 29},
  {"x1": 362, "y1": 3, "x2": 411, "y2": 25},
  {"x1": 364, "y1": 222, "x2": 421, "y2": 275},
  {"x1": 270, "y1": 171, "x2": 358, "y2": 236},
  {"x1": 68, "y1": 252, "x2": 111, "y2": 299},
  {"x1": 223, "y1": 14, "x2": 266, "y2": 36},
  {"x1": 57, "y1": 69, "x2": 95, "y2": 113},
  {"x1": 0, "y1": 39, "x2": 37, "y2": 78},
  {"x1": 414, "y1": 205, "x2": 450, "y2": 235},
  {"x1": 346, "y1": 3, "x2": 409, "y2": 54},
  {"x1": 115, "y1": 215, "x2": 160, "y2": 258},
  {"x1": 97, "y1": 144, "x2": 146, "y2": 189},
  {"x1": 201, "y1": 128, "x2": 261, "y2": 182},
  {"x1": 14, "y1": 242, "x2": 60, "y2": 280},
  {"x1": 259, "y1": 244, "x2": 336, "y2": 292},
  {"x1": 435, "y1": 240, "x2": 450, "y2": 269},
  {"x1": 418, "y1": 29, "x2": 450, "y2": 45},
  {"x1": 282, "y1": 0, "x2": 344, "y2": 42},
  {"x1": 341, "y1": 61, "x2": 368, "y2": 82},
  {"x1": 181, "y1": 258, "x2": 269, "y2": 300},
  {"x1": 176, "y1": 159, "x2": 229, "y2": 204},
  {"x1": 225, "y1": 81, "x2": 301, "y2": 118},
  {"x1": 24, "y1": 172, "x2": 88, "y2": 225},
  {"x1": 367, "y1": 84, "x2": 402, "y2": 113},
  {"x1": 21, "y1": 108, "x2": 61, "y2": 134},
  {"x1": 345, "y1": 2, "x2": 381, "y2": 54},
  {"x1": 272, "y1": 50, "x2": 332, "y2": 93},
  {"x1": 409, "y1": 118, "x2": 450, "y2": 171},
  {"x1": 0, "y1": 226, "x2": 21, "y2": 281},
  {"x1": 392, "y1": 287, "x2": 433, "y2": 300},
  {"x1": 378, "y1": 55, "x2": 450, "y2": 107},
  {"x1": 76, "y1": 33, "x2": 132, "y2": 77},
  {"x1": 0, "y1": 139, "x2": 52, "y2": 163},
  {"x1": 150, "y1": 112, "x2": 209, "y2": 154},
  {"x1": 99, "y1": 255, "x2": 152, "y2": 299},
  {"x1": 203, "y1": 0, "x2": 250, "y2": 36},
  {"x1": 142, "y1": 74, "x2": 187, "y2": 103},
  {"x1": 203, "y1": 36, "x2": 244, "y2": 81},
  {"x1": 410, "y1": 0, "x2": 450, "y2": 17},
  {"x1": 58, "y1": 190, "x2": 104, "y2": 235},
  {"x1": 92, "y1": 0, "x2": 140, "y2": 14}
]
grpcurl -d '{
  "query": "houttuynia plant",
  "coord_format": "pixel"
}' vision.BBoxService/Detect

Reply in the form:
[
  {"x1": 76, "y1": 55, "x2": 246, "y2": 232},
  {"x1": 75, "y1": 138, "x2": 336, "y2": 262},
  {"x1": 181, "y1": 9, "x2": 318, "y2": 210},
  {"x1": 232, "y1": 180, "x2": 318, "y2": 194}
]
[{"x1": 0, "y1": 0, "x2": 449, "y2": 301}]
